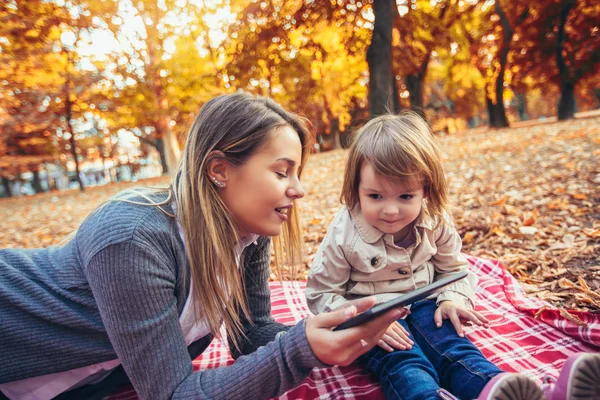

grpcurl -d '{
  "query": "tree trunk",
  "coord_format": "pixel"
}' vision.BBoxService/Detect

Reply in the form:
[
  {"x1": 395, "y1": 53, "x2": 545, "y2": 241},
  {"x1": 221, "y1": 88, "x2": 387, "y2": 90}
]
[
  {"x1": 66, "y1": 107, "x2": 84, "y2": 191},
  {"x1": 558, "y1": 81, "x2": 576, "y2": 120},
  {"x1": 153, "y1": 138, "x2": 169, "y2": 174},
  {"x1": 486, "y1": 97, "x2": 499, "y2": 128},
  {"x1": 323, "y1": 95, "x2": 342, "y2": 150},
  {"x1": 405, "y1": 52, "x2": 430, "y2": 119},
  {"x1": 32, "y1": 169, "x2": 44, "y2": 193},
  {"x1": 405, "y1": 74, "x2": 424, "y2": 118},
  {"x1": 492, "y1": 1, "x2": 514, "y2": 128},
  {"x1": 62, "y1": 48, "x2": 85, "y2": 192},
  {"x1": 161, "y1": 125, "x2": 181, "y2": 174},
  {"x1": 515, "y1": 92, "x2": 528, "y2": 121},
  {"x1": 146, "y1": 25, "x2": 181, "y2": 174},
  {"x1": 556, "y1": 0, "x2": 576, "y2": 120},
  {"x1": 367, "y1": 0, "x2": 395, "y2": 116},
  {"x1": 331, "y1": 118, "x2": 342, "y2": 150},
  {"x1": 392, "y1": 74, "x2": 401, "y2": 114},
  {"x1": 2, "y1": 177, "x2": 12, "y2": 197}
]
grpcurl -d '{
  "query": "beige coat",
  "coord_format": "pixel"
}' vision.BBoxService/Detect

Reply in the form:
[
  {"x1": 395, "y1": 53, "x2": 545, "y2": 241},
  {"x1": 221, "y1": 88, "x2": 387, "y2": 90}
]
[{"x1": 306, "y1": 206, "x2": 477, "y2": 315}]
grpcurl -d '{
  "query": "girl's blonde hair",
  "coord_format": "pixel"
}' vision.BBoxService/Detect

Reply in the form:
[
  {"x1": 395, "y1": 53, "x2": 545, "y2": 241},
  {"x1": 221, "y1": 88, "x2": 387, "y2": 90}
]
[
  {"x1": 108, "y1": 92, "x2": 312, "y2": 351},
  {"x1": 341, "y1": 111, "x2": 449, "y2": 225}
]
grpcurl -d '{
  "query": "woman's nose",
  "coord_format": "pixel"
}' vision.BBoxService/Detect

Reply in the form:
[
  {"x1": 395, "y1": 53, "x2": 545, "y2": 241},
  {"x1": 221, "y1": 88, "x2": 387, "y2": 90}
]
[{"x1": 287, "y1": 179, "x2": 305, "y2": 199}]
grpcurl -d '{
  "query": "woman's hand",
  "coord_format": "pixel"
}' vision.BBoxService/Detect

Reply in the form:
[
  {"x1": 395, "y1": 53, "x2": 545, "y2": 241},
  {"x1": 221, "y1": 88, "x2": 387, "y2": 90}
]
[
  {"x1": 305, "y1": 297, "x2": 409, "y2": 366},
  {"x1": 377, "y1": 321, "x2": 413, "y2": 352},
  {"x1": 434, "y1": 300, "x2": 489, "y2": 337}
]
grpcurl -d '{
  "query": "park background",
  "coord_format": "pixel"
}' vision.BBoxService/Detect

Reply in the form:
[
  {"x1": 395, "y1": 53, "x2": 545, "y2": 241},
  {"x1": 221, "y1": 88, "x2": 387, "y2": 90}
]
[{"x1": 0, "y1": 0, "x2": 598, "y2": 314}]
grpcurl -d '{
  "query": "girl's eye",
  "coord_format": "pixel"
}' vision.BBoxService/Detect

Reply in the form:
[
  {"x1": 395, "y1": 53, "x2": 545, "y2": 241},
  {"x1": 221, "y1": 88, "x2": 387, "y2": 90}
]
[
  {"x1": 276, "y1": 172, "x2": 288, "y2": 178},
  {"x1": 368, "y1": 194, "x2": 382, "y2": 200},
  {"x1": 400, "y1": 194, "x2": 414, "y2": 200}
]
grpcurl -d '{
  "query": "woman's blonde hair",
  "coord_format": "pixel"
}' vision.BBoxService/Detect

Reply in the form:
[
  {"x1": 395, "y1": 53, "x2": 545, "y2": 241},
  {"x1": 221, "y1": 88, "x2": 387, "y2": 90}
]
[
  {"x1": 341, "y1": 111, "x2": 449, "y2": 225},
  {"x1": 107, "y1": 92, "x2": 312, "y2": 351}
]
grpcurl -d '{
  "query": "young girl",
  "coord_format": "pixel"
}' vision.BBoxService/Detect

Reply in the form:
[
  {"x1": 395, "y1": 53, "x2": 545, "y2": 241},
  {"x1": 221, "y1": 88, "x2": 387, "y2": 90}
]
[
  {"x1": 306, "y1": 113, "x2": 599, "y2": 400},
  {"x1": 0, "y1": 92, "x2": 405, "y2": 400}
]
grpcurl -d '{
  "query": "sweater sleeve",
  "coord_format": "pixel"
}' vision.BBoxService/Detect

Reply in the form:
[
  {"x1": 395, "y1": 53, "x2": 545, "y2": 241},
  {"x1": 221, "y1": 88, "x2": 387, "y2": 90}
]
[
  {"x1": 86, "y1": 238, "x2": 322, "y2": 400},
  {"x1": 229, "y1": 236, "x2": 291, "y2": 358}
]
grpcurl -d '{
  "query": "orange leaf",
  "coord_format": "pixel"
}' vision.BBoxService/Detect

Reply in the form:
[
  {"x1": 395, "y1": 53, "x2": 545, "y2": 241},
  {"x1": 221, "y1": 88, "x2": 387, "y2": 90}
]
[
  {"x1": 463, "y1": 231, "x2": 477, "y2": 244},
  {"x1": 572, "y1": 193, "x2": 587, "y2": 200},
  {"x1": 523, "y1": 216, "x2": 535, "y2": 226},
  {"x1": 491, "y1": 196, "x2": 507, "y2": 206},
  {"x1": 583, "y1": 229, "x2": 600, "y2": 238}
]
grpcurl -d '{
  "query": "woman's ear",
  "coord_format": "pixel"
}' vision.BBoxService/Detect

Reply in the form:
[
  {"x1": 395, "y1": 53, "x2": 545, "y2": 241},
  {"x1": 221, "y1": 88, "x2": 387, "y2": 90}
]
[{"x1": 206, "y1": 151, "x2": 229, "y2": 188}]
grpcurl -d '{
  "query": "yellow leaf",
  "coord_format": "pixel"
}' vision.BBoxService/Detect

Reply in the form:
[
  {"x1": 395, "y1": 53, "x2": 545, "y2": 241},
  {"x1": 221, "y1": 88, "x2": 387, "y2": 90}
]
[
  {"x1": 463, "y1": 231, "x2": 477, "y2": 243},
  {"x1": 578, "y1": 276, "x2": 590, "y2": 291},
  {"x1": 492, "y1": 227, "x2": 505, "y2": 237}
]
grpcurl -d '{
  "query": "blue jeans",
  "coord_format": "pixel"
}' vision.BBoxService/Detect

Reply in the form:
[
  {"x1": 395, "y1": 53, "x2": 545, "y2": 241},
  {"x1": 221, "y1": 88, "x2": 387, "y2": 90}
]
[{"x1": 359, "y1": 300, "x2": 504, "y2": 400}]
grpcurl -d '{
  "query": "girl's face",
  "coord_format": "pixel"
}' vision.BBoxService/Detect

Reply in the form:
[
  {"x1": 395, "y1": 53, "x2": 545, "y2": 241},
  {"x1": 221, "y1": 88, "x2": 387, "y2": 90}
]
[
  {"x1": 219, "y1": 126, "x2": 305, "y2": 237},
  {"x1": 358, "y1": 162, "x2": 424, "y2": 243}
]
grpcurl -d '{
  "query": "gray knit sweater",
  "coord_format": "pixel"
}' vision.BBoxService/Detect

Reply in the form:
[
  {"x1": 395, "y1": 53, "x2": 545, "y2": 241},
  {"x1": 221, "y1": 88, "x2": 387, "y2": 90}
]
[{"x1": 0, "y1": 195, "x2": 324, "y2": 399}]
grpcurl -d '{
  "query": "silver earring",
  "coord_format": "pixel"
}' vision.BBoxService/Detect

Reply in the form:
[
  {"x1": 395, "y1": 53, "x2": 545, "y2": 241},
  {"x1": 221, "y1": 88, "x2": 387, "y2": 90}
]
[{"x1": 211, "y1": 176, "x2": 225, "y2": 188}]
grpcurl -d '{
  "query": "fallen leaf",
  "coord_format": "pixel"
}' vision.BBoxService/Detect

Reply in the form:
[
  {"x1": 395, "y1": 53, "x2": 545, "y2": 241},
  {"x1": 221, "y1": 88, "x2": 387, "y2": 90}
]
[
  {"x1": 492, "y1": 227, "x2": 506, "y2": 237},
  {"x1": 519, "y1": 226, "x2": 538, "y2": 235},
  {"x1": 491, "y1": 196, "x2": 507, "y2": 206},
  {"x1": 463, "y1": 231, "x2": 478, "y2": 244}
]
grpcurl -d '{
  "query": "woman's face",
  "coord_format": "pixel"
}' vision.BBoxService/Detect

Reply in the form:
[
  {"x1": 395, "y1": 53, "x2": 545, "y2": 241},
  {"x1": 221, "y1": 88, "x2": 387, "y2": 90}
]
[{"x1": 219, "y1": 126, "x2": 305, "y2": 237}]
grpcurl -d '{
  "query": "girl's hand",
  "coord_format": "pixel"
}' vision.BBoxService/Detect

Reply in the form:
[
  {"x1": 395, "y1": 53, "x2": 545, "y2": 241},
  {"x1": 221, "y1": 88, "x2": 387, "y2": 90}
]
[
  {"x1": 305, "y1": 297, "x2": 409, "y2": 366},
  {"x1": 377, "y1": 320, "x2": 413, "y2": 352},
  {"x1": 434, "y1": 300, "x2": 489, "y2": 337}
]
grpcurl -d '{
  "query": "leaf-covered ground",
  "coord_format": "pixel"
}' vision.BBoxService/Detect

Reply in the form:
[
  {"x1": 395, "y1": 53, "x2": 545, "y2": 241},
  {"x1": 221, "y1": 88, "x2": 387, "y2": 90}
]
[{"x1": 1, "y1": 117, "x2": 598, "y2": 313}]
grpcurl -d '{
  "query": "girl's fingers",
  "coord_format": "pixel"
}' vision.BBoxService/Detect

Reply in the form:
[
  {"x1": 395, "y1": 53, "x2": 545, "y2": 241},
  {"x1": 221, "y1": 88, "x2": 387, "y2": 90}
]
[
  {"x1": 472, "y1": 309, "x2": 489, "y2": 323},
  {"x1": 382, "y1": 335, "x2": 402, "y2": 350},
  {"x1": 434, "y1": 307, "x2": 443, "y2": 327},
  {"x1": 383, "y1": 334, "x2": 409, "y2": 350},
  {"x1": 393, "y1": 321, "x2": 411, "y2": 337},
  {"x1": 389, "y1": 325, "x2": 414, "y2": 347},
  {"x1": 459, "y1": 309, "x2": 488, "y2": 327},
  {"x1": 448, "y1": 311, "x2": 464, "y2": 337},
  {"x1": 378, "y1": 339, "x2": 394, "y2": 352},
  {"x1": 470, "y1": 310, "x2": 489, "y2": 327}
]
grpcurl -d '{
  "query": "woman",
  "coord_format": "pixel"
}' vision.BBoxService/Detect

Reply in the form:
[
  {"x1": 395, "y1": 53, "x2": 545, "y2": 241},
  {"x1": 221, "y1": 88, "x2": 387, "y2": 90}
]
[{"x1": 0, "y1": 92, "x2": 405, "y2": 400}]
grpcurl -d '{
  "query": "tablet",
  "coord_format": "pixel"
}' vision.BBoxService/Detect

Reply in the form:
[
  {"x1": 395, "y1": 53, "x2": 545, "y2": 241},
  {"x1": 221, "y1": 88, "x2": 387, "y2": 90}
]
[{"x1": 333, "y1": 270, "x2": 468, "y2": 331}]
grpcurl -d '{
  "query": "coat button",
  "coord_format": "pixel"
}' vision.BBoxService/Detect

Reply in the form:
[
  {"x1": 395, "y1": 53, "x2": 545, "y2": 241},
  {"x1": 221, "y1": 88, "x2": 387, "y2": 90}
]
[{"x1": 370, "y1": 257, "x2": 379, "y2": 266}]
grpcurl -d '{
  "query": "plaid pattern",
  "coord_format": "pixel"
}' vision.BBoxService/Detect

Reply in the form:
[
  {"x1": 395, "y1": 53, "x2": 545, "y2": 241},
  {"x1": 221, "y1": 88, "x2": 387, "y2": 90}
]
[{"x1": 106, "y1": 256, "x2": 599, "y2": 400}]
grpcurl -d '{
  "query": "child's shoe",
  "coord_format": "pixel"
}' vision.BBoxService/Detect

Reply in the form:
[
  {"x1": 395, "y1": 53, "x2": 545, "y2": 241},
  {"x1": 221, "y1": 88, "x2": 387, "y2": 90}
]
[
  {"x1": 542, "y1": 353, "x2": 600, "y2": 400},
  {"x1": 436, "y1": 373, "x2": 545, "y2": 400},
  {"x1": 475, "y1": 373, "x2": 545, "y2": 400}
]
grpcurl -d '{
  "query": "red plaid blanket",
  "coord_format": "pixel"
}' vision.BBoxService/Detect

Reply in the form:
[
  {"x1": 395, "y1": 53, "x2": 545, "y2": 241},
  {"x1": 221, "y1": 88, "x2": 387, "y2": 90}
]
[{"x1": 106, "y1": 256, "x2": 599, "y2": 399}]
